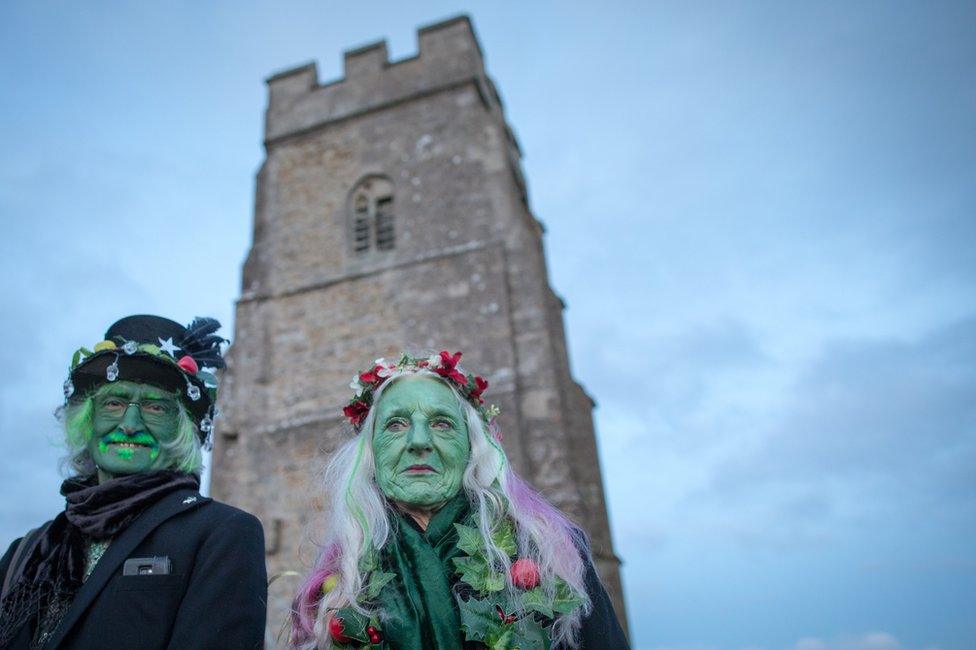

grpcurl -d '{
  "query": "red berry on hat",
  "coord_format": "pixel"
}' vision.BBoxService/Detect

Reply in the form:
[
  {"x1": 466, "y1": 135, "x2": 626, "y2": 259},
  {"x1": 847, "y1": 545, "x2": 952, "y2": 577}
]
[{"x1": 177, "y1": 355, "x2": 199, "y2": 374}]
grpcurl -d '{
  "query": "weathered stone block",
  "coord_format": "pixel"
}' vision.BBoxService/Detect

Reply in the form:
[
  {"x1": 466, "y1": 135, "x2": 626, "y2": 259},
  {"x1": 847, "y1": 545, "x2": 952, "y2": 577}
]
[{"x1": 212, "y1": 14, "x2": 628, "y2": 636}]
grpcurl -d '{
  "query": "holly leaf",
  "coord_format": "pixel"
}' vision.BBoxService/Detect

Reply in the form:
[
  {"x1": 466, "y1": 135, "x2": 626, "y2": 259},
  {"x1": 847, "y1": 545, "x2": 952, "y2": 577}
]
[
  {"x1": 454, "y1": 555, "x2": 492, "y2": 592},
  {"x1": 484, "y1": 571, "x2": 506, "y2": 593},
  {"x1": 552, "y1": 581, "x2": 585, "y2": 615},
  {"x1": 509, "y1": 617, "x2": 550, "y2": 650},
  {"x1": 458, "y1": 596, "x2": 506, "y2": 643},
  {"x1": 487, "y1": 627, "x2": 514, "y2": 650},
  {"x1": 520, "y1": 587, "x2": 553, "y2": 619},
  {"x1": 332, "y1": 607, "x2": 370, "y2": 644},
  {"x1": 491, "y1": 520, "x2": 518, "y2": 557},
  {"x1": 358, "y1": 552, "x2": 378, "y2": 573},
  {"x1": 454, "y1": 523, "x2": 484, "y2": 556},
  {"x1": 366, "y1": 570, "x2": 396, "y2": 599}
]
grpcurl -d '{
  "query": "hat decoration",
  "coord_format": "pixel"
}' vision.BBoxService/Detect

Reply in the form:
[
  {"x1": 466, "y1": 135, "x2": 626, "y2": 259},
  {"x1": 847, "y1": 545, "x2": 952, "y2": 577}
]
[
  {"x1": 343, "y1": 350, "x2": 499, "y2": 431},
  {"x1": 64, "y1": 315, "x2": 227, "y2": 448}
]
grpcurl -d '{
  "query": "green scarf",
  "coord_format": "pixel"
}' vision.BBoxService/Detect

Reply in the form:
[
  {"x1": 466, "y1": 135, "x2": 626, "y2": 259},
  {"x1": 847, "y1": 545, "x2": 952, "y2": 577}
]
[{"x1": 376, "y1": 493, "x2": 470, "y2": 650}]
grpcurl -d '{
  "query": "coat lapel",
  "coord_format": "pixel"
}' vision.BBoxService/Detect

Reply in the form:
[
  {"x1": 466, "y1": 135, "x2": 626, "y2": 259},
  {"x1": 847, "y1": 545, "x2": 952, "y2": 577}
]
[{"x1": 42, "y1": 488, "x2": 210, "y2": 649}]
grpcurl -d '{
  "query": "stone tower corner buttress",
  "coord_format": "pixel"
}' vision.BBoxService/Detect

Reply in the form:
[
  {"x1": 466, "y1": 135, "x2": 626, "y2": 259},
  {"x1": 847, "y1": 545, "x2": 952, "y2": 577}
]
[{"x1": 213, "y1": 14, "x2": 628, "y2": 635}]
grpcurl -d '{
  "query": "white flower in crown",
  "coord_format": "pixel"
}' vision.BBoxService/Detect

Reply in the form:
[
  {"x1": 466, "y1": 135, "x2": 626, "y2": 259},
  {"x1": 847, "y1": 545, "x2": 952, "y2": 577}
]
[
  {"x1": 427, "y1": 354, "x2": 442, "y2": 369},
  {"x1": 374, "y1": 357, "x2": 398, "y2": 378},
  {"x1": 349, "y1": 375, "x2": 364, "y2": 397}
]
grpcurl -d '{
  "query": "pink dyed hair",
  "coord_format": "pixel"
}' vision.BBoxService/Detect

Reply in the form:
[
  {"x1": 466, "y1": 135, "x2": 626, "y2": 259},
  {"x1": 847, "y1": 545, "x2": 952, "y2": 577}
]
[{"x1": 290, "y1": 370, "x2": 593, "y2": 648}]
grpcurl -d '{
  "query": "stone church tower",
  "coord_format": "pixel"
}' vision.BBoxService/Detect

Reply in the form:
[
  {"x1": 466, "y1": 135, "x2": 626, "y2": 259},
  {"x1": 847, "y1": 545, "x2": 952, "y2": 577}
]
[{"x1": 211, "y1": 15, "x2": 627, "y2": 635}]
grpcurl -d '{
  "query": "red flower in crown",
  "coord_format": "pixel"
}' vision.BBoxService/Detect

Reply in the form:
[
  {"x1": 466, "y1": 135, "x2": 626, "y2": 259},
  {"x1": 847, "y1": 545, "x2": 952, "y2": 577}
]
[
  {"x1": 435, "y1": 351, "x2": 468, "y2": 385},
  {"x1": 343, "y1": 351, "x2": 498, "y2": 430},
  {"x1": 470, "y1": 376, "x2": 489, "y2": 404},
  {"x1": 439, "y1": 350, "x2": 462, "y2": 369},
  {"x1": 359, "y1": 365, "x2": 385, "y2": 385},
  {"x1": 342, "y1": 400, "x2": 370, "y2": 427}
]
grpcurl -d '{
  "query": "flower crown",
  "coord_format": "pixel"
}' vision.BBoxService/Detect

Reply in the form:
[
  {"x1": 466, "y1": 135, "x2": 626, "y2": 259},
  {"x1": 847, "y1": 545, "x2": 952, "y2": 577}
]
[{"x1": 343, "y1": 351, "x2": 499, "y2": 430}]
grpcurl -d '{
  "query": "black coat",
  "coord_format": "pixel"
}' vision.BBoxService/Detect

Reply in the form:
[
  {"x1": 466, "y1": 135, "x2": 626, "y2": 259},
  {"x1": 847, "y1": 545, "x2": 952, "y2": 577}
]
[
  {"x1": 572, "y1": 553, "x2": 630, "y2": 650},
  {"x1": 0, "y1": 488, "x2": 267, "y2": 650}
]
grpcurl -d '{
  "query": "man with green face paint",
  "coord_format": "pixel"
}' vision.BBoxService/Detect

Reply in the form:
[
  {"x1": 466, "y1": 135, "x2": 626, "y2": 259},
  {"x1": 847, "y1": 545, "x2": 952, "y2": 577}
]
[
  {"x1": 291, "y1": 351, "x2": 628, "y2": 650},
  {"x1": 0, "y1": 315, "x2": 267, "y2": 649}
]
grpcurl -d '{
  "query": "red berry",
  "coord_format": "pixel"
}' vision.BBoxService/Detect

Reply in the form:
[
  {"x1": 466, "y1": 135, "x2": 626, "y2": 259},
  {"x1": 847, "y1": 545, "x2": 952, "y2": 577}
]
[
  {"x1": 366, "y1": 626, "x2": 377, "y2": 635},
  {"x1": 177, "y1": 355, "x2": 199, "y2": 374},
  {"x1": 510, "y1": 558, "x2": 541, "y2": 589},
  {"x1": 328, "y1": 615, "x2": 353, "y2": 644}
]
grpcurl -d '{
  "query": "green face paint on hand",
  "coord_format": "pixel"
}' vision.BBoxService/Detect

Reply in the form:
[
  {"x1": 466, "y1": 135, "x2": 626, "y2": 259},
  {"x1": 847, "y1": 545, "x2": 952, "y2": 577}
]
[
  {"x1": 371, "y1": 376, "x2": 471, "y2": 510},
  {"x1": 88, "y1": 381, "x2": 181, "y2": 482}
]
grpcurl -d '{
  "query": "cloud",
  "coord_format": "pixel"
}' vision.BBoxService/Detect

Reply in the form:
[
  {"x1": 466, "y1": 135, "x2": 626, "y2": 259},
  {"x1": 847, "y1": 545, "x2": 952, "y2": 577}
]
[
  {"x1": 704, "y1": 315, "x2": 976, "y2": 523},
  {"x1": 792, "y1": 631, "x2": 932, "y2": 650}
]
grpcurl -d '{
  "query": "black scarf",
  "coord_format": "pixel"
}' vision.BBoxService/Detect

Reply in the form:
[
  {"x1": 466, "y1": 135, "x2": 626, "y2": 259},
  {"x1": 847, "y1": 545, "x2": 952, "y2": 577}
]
[{"x1": 0, "y1": 470, "x2": 199, "y2": 646}]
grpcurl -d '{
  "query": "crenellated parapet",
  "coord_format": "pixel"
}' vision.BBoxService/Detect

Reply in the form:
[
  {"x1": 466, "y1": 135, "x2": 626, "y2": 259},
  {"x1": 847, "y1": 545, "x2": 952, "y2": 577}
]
[
  {"x1": 265, "y1": 15, "x2": 489, "y2": 143},
  {"x1": 216, "y1": 16, "x2": 628, "y2": 636}
]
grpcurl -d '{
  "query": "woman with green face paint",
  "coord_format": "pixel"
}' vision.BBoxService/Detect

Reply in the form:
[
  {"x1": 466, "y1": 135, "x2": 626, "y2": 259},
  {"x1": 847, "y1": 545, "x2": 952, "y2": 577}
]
[
  {"x1": 371, "y1": 376, "x2": 471, "y2": 527},
  {"x1": 0, "y1": 315, "x2": 267, "y2": 650},
  {"x1": 291, "y1": 351, "x2": 628, "y2": 650}
]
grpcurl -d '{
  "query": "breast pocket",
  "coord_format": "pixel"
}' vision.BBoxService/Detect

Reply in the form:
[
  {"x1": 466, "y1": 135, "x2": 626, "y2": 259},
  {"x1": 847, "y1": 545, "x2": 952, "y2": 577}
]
[{"x1": 115, "y1": 573, "x2": 183, "y2": 592}]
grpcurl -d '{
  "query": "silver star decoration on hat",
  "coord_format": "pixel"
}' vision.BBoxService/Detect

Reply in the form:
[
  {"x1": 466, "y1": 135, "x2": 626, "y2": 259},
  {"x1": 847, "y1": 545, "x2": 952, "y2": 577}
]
[{"x1": 158, "y1": 337, "x2": 180, "y2": 357}]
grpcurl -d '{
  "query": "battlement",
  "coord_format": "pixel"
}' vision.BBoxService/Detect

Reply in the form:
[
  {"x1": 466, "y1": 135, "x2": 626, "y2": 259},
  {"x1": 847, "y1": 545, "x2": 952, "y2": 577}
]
[{"x1": 265, "y1": 15, "x2": 489, "y2": 143}]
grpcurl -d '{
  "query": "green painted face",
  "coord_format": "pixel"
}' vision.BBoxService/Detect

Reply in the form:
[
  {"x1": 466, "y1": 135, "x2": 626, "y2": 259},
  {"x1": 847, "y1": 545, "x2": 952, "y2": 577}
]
[
  {"x1": 88, "y1": 381, "x2": 181, "y2": 480},
  {"x1": 371, "y1": 376, "x2": 471, "y2": 509}
]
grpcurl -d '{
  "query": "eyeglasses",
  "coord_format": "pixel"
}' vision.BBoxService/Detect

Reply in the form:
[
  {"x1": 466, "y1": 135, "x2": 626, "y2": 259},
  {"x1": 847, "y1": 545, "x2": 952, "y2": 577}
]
[{"x1": 94, "y1": 397, "x2": 178, "y2": 423}]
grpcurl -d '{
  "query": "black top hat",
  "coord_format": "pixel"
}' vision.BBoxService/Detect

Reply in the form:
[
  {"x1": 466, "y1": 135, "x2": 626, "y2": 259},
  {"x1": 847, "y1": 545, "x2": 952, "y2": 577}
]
[{"x1": 65, "y1": 315, "x2": 227, "y2": 444}]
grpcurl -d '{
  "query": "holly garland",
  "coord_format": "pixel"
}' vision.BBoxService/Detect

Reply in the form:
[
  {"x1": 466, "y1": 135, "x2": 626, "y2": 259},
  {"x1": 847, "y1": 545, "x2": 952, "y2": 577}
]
[
  {"x1": 322, "y1": 553, "x2": 394, "y2": 648},
  {"x1": 453, "y1": 519, "x2": 584, "y2": 650},
  {"x1": 322, "y1": 518, "x2": 584, "y2": 650}
]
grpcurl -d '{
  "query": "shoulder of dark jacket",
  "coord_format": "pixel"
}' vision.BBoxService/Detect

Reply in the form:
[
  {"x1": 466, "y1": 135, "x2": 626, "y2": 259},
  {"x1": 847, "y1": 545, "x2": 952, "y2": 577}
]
[{"x1": 164, "y1": 493, "x2": 265, "y2": 540}]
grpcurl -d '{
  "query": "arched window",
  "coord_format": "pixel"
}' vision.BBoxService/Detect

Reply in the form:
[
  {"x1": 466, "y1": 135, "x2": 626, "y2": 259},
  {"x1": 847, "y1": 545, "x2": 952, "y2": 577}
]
[{"x1": 348, "y1": 176, "x2": 395, "y2": 254}]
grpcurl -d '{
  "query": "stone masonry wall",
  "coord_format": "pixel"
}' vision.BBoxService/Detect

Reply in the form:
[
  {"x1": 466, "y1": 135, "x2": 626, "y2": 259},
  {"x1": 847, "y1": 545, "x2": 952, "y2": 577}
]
[{"x1": 212, "y1": 15, "x2": 627, "y2": 637}]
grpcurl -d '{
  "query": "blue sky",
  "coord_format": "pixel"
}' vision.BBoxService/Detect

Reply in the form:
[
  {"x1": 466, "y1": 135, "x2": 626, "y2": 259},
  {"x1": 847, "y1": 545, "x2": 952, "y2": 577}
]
[{"x1": 1, "y1": 2, "x2": 974, "y2": 649}]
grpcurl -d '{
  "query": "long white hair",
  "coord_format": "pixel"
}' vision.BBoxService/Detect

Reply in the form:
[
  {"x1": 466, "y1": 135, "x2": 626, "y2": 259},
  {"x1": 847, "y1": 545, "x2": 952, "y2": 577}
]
[{"x1": 291, "y1": 369, "x2": 592, "y2": 648}]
